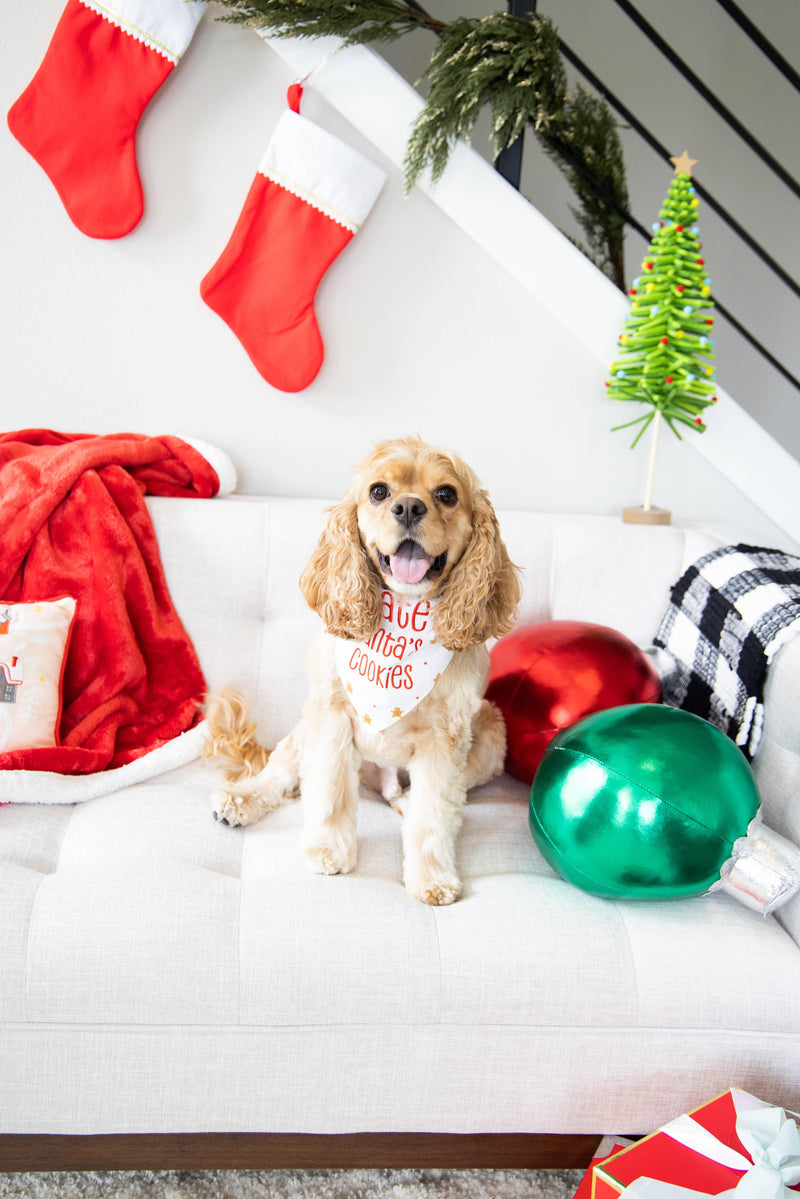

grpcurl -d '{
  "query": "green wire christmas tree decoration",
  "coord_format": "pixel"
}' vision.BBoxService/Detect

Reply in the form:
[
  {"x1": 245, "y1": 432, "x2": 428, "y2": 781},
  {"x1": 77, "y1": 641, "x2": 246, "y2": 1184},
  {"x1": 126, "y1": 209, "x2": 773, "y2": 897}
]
[{"x1": 607, "y1": 152, "x2": 718, "y2": 519}]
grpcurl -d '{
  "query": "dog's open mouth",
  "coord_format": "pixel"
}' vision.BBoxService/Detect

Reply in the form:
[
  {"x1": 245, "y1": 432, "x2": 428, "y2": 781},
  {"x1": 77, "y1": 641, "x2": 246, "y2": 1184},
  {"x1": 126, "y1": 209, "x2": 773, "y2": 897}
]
[{"x1": 378, "y1": 541, "x2": 448, "y2": 586}]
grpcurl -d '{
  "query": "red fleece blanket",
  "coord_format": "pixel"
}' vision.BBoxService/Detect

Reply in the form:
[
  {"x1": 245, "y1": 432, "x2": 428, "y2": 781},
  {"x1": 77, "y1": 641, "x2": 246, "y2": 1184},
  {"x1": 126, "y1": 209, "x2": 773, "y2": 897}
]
[{"x1": 0, "y1": 430, "x2": 219, "y2": 774}]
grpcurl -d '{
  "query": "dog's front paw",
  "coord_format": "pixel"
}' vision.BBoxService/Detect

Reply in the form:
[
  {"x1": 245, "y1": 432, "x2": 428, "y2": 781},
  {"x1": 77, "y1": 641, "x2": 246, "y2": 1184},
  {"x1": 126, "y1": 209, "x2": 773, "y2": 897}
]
[
  {"x1": 303, "y1": 843, "x2": 357, "y2": 876},
  {"x1": 212, "y1": 789, "x2": 264, "y2": 828},
  {"x1": 408, "y1": 874, "x2": 462, "y2": 906}
]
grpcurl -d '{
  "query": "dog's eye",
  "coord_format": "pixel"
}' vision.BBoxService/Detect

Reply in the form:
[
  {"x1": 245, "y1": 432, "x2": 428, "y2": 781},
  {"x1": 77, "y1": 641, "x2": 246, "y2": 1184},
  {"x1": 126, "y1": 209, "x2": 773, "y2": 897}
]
[
  {"x1": 369, "y1": 483, "x2": 390, "y2": 504},
  {"x1": 434, "y1": 486, "x2": 458, "y2": 507}
]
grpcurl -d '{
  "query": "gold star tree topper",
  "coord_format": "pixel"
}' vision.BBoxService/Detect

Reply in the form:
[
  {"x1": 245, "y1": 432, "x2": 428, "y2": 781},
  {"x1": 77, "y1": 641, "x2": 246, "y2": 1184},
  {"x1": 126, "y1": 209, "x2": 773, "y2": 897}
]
[{"x1": 670, "y1": 150, "x2": 698, "y2": 177}]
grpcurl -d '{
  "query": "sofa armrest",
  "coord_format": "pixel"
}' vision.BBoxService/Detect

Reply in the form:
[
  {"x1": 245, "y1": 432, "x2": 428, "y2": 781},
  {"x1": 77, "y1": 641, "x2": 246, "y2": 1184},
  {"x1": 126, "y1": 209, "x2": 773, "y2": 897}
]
[{"x1": 751, "y1": 635, "x2": 800, "y2": 946}]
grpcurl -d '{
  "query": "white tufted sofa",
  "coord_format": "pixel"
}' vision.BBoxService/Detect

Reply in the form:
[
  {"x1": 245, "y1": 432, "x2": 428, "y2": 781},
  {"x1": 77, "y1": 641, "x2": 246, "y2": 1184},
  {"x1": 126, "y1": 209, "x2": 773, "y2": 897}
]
[{"x1": 1, "y1": 496, "x2": 799, "y2": 1172}]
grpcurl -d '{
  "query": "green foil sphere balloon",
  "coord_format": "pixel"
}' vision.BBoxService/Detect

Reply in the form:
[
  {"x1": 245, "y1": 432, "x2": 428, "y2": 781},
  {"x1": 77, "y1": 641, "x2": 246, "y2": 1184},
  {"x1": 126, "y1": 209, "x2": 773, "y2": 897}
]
[{"x1": 529, "y1": 703, "x2": 761, "y2": 900}]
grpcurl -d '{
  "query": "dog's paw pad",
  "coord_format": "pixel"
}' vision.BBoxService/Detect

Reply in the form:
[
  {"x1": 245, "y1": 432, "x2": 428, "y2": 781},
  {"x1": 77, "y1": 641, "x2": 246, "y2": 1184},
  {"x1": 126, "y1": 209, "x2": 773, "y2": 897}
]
[{"x1": 212, "y1": 791, "x2": 249, "y2": 828}]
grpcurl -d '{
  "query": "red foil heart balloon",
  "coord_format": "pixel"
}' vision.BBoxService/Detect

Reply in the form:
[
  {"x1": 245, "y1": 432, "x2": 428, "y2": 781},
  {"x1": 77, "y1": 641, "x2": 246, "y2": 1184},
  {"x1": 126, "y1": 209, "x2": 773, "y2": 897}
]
[{"x1": 486, "y1": 621, "x2": 662, "y2": 784}]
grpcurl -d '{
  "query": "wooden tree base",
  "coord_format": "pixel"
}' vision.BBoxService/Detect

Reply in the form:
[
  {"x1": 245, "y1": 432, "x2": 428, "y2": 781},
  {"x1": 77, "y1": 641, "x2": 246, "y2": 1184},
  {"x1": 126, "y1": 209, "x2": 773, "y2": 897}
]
[{"x1": 622, "y1": 505, "x2": 671, "y2": 526}]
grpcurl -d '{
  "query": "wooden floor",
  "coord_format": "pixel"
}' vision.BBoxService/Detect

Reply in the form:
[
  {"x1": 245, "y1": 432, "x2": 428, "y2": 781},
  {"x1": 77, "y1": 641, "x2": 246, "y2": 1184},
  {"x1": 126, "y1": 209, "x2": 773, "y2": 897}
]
[{"x1": 0, "y1": 1131, "x2": 602, "y2": 1173}]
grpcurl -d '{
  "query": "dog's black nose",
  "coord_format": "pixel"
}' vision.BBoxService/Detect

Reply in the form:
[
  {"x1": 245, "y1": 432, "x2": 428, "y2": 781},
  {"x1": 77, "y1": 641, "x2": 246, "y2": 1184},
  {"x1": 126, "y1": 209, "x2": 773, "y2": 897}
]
[{"x1": 392, "y1": 496, "x2": 428, "y2": 528}]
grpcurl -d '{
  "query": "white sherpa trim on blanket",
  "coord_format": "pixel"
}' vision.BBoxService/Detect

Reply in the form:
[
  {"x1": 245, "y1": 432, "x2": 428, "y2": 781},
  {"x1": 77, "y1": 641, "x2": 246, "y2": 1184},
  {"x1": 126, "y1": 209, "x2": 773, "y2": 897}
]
[
  {"x1": 78, "y1": 0, "x2": 205, "y2": 63},
  {"x1": 259, "y1": 110, "x2": 386, "y2": 234},
  {"x1": 0, "y1": 722, "x2": 208, "y2": 804},
  {"x1": 178, "y1": 436, "x2": 237, "y2": 495}
]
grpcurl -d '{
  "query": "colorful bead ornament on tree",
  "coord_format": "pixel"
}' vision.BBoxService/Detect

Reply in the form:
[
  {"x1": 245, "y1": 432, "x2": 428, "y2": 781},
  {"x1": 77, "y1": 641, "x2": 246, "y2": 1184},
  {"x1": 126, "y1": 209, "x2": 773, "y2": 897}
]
[{"x1": 606, "y1": 153, "x2": 717, "y2": 448}]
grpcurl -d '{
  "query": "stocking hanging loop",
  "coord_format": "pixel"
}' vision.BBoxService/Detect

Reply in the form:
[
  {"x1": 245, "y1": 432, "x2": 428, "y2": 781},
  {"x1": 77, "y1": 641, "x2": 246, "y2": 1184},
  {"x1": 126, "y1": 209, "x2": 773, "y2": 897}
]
[{"x1": 289, "y1": 42, "x2": 345, "y2": 111}]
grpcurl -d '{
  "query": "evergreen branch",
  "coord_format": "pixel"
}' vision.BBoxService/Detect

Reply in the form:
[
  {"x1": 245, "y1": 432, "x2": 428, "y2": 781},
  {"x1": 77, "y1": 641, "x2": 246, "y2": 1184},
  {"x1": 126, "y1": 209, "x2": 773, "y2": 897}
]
[
  {"x1": 403, "y1": 12, "x2": 566, "y2": 190},
  {"x1": 540, "y1": 86, "x2": 629, "y2": 290},
  {"x1": 209, "y1": 0, "x2": 441, "y2": 43}
]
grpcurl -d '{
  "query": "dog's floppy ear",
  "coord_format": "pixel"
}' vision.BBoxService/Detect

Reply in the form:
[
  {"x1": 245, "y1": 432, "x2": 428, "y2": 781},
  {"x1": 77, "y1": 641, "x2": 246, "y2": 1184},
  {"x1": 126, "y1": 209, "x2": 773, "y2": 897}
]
[
  {"x1": 434, "y1": 490, "x2": 521, "y2": 652},
  {"x1": 299, "y1": 494, "x2": 383, "y2": 641}
]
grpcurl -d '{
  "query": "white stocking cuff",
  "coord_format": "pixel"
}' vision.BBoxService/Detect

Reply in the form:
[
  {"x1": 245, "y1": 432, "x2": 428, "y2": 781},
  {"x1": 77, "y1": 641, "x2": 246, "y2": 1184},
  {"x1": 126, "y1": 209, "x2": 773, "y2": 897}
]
[
  {"x1": 78, "y1": 0, "x2": 206, "y2": 63},
  {"x1": 259, "y1": 109, "x2": 387, "y2": 234}
]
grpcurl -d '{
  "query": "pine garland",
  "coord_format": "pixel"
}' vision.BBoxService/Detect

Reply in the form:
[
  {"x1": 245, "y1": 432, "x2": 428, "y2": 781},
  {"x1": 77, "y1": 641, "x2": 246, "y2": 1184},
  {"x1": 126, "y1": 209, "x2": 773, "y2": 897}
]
[
  {"x1": 211, "y1": 0, "x2": 438, "y2": 43},
  {"x1": 542, "y1": 85, "x2": 628, "y2": 287},
  {"x1": 403, "y1": 13, "x2": 566, "y2": 188},
  {"x1": 209, "y1": 0, "x2": 630, "y2": 288}
]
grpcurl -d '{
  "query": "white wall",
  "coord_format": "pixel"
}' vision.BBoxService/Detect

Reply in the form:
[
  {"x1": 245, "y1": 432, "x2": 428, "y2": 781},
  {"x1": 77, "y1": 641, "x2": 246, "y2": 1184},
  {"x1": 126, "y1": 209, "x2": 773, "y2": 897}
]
[{"x1": 2, "y1": 1, "x2": 796, "y2": 554}]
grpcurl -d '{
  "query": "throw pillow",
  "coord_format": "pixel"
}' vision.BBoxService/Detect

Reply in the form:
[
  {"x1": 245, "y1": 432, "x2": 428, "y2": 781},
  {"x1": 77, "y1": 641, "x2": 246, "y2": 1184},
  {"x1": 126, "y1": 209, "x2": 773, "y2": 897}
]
[{"x1": 0, "y1": 597, "x2": 77, "y2": 751}]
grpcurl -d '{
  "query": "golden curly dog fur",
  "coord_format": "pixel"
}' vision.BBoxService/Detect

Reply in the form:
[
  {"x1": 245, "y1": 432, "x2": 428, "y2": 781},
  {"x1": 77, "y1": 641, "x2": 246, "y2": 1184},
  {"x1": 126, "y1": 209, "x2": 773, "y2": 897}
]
[{"x1": 205, "y1": 436, "x2": 521, "y2": 905}]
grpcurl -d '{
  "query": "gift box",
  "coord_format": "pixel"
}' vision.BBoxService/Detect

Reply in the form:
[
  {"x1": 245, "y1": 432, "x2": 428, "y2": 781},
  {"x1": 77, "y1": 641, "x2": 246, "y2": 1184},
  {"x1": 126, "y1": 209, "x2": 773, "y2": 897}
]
[
  {"x1": 590, "y1": 1089, "x2": 800, "y2": 1199},
  {"x1": 573, "y1": 1144, "x2": 631, "y2": 1199}
]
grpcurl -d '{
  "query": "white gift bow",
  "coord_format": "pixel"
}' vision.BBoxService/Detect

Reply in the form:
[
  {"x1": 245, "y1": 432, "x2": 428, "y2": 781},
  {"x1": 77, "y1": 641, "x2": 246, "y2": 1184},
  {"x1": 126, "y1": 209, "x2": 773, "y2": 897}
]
[{"x1": 622, "y1": 1090, "x2": 800, "y2": 1199}]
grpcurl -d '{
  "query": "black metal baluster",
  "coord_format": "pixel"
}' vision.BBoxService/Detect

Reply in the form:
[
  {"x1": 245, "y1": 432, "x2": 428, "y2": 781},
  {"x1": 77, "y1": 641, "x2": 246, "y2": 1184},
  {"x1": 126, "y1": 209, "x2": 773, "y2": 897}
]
[{"x1": 495, "y1": 0, "x2": 538, "y2": 189}]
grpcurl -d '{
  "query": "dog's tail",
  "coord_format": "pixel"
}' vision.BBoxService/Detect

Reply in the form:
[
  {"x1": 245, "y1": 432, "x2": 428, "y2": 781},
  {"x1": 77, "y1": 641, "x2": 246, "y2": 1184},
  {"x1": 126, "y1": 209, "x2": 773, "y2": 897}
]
[{"x1": 202, "y1": 688, "x2": 272, "y2": 783}]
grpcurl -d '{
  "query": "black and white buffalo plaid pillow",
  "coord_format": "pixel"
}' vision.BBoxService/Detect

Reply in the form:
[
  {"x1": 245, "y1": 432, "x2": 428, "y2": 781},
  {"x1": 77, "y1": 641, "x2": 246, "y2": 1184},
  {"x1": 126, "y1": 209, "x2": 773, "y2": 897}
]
[{"x1": 653, "y1": 544, "x2": 800, "y2": 759}]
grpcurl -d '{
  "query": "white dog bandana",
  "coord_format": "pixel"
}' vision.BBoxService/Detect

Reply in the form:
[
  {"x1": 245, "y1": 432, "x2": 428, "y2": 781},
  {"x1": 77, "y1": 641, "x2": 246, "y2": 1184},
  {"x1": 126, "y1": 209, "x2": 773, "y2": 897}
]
[{"x1": 334, "y1": 590, "x2": 453, "y2": 731}]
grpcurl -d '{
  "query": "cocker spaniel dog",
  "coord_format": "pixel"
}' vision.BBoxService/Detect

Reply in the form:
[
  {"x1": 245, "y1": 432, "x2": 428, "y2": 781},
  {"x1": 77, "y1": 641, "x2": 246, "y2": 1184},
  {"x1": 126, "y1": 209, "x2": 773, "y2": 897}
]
[{"x1": 206, "y1": 436, "x2": 521, "y2": 905}]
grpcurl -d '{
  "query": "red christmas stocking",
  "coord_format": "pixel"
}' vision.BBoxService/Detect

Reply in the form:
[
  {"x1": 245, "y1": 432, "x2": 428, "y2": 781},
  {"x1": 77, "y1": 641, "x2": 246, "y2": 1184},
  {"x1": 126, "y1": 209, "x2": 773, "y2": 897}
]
[
  {"x1": 7, "y1": 0, "x2": 205, "y2": 239},
  {"x1": 200, "y1": 88, "x2": 387, "y2": 393}
]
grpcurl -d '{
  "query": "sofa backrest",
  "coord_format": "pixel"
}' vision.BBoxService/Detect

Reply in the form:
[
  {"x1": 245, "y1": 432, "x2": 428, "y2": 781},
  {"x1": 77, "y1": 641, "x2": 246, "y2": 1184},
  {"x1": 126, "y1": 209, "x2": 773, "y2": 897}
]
[{"x1": 147, "y1": 496, "x2": 723, "y2": 747}]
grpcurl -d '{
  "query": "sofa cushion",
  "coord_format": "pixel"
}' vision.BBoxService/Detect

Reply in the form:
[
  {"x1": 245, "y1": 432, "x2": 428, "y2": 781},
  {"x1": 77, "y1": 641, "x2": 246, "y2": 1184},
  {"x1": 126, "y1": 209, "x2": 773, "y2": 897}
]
[{"x1": 1, "y1": 763, "x2": 799, "y2": 1134}]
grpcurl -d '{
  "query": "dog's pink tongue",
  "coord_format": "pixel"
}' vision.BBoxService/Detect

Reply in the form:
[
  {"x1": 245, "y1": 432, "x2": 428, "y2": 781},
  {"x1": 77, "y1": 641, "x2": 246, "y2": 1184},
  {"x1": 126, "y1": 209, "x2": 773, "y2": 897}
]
[{"x1": 390, "y1": 541, "x2": 431, "y2": 585}]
